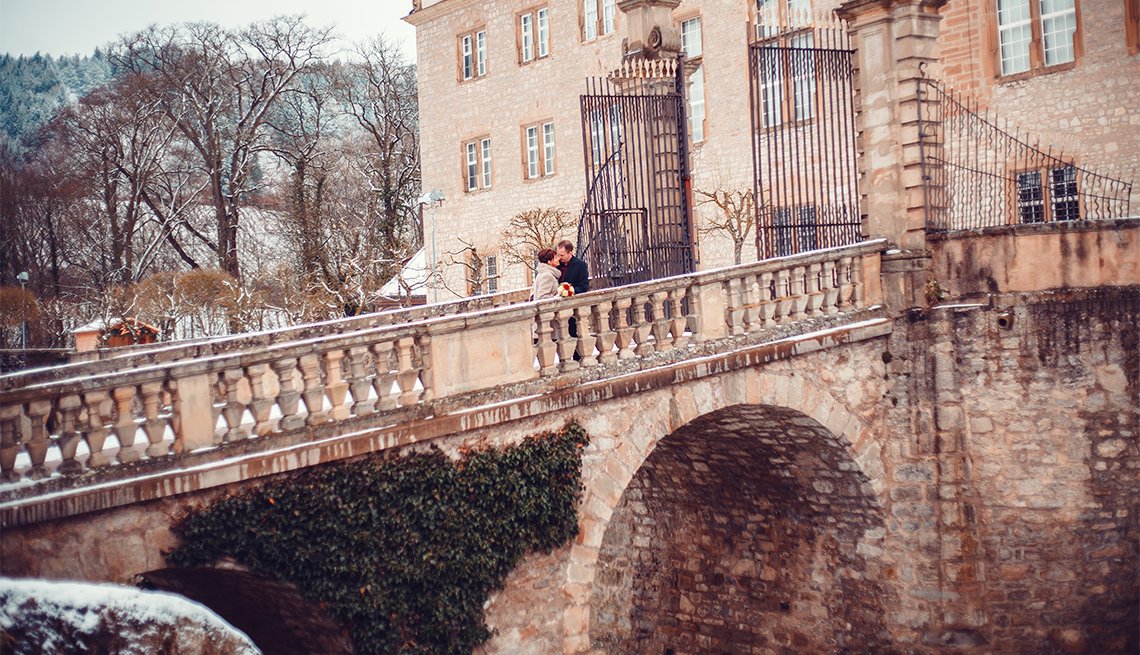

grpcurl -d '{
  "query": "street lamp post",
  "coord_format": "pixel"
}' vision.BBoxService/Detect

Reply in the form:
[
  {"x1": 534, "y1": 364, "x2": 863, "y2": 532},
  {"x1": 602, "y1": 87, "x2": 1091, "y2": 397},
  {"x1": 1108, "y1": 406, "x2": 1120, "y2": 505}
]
[
  {"x1": 417, "y1": 190, "x2": 445, "y2": 304},
  {"x1": 16, "y1": 271, "x2": 28, "y2": 351}
]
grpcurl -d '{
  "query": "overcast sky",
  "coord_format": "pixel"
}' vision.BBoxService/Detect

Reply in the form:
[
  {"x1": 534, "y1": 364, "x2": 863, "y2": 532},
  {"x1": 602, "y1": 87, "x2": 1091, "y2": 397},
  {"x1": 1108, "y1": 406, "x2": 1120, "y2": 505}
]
[{"x1": 0, "y1": 0, "x2": 418, "y2": 60}]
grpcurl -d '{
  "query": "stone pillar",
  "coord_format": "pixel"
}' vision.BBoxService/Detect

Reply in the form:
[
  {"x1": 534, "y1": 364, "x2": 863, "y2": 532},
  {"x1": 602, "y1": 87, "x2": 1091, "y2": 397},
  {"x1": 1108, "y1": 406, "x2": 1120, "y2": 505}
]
[
  {"x1": 617, "y1": 0, "x2": 681, "y2": 60},
  {"x1": 837, "y1": 0, "x2": 947, "y2": 313}
]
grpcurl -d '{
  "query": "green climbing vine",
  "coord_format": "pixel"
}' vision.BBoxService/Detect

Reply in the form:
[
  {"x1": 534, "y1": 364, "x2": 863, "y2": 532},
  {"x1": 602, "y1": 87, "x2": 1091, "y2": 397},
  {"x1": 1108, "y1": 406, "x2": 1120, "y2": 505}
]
[{"x1": 167, "y1": 422, "x2": 590, "y2": 655}]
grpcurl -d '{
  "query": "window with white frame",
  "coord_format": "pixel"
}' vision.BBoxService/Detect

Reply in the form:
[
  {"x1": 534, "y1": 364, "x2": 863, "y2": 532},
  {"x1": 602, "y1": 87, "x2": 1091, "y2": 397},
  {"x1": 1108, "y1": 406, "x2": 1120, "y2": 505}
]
[
  {"x1": 583, "y1": 0, "x2": 617, "y2": 41},
  {"x1": 588, "y1": 106, "x2": 623, "y2": 166},
  {"x1": 754, "y1": 2, "x2": 818, "y2": 127},
  {"x1": 523, "y1": 121, "x2": 556, "y2": 179},
  {"x1": 681, "y1": 17, "x2": 706, "y2": 143},
  {"x1": 464, "y1": 136, "x2": 493, "y2": 191},
  {"x1": 459, "y1": 28, "x2": 488, "y2": 80},
  {"x1": 485, "y1": 255, "x2": 499, "y2": 293},
  {"x1": 996, "y1": 0, "x2": 1078, "y2": 77},
  {"x1": 519, "y1": 6, "x2": 550, "y2": 64}
]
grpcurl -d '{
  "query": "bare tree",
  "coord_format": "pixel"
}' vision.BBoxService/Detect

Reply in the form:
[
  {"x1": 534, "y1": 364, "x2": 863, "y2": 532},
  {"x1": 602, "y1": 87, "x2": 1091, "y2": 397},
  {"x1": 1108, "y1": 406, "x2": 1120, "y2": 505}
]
[
  {"x1": 694, "y1": 186, "x2": 756, "y2": 265},
  {"x1": 498, "y1": 207, "x2": 575, "y2": 272},
  {"x1": 111, "y1": 17, "x2": 334, "y2": 280},
  {"x1": 338, "y1": 37, "x2": 421, "y2": 250}
]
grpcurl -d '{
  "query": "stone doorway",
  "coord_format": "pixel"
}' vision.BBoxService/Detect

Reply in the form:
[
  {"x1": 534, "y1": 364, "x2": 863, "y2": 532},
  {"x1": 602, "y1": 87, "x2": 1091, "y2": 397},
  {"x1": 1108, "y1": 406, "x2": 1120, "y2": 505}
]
[{"x1": 588, "y1": 404, "x2": 896, "y2": 653}]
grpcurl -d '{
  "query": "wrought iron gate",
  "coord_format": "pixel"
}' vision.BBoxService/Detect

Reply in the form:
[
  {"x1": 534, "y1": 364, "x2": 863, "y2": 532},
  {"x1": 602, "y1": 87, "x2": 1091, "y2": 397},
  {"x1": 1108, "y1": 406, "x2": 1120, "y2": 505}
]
[
  {"x1": 578, "y1": 57, "x2": 694, "y2": 290},
  {"x1": 748, "y1": 19, "x2": 861, "y2": 258}
]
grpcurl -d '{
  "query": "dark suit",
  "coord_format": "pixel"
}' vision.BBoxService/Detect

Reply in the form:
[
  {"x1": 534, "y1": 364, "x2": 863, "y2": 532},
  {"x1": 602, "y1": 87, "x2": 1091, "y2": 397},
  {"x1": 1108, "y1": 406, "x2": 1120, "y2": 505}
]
[
  {"x1": 559, "y1": 255, "x2": 589, "y2": 295},
  {"x1": 558, "y1": 255, "x2": 589, "y2": 351}
]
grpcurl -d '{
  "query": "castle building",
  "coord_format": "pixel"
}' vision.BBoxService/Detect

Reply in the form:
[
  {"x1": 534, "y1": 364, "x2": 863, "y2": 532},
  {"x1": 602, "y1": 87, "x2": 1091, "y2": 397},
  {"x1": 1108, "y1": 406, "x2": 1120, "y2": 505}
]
[{"x1": 405, "y1": 0, "x2": 1139, "y2": 300}]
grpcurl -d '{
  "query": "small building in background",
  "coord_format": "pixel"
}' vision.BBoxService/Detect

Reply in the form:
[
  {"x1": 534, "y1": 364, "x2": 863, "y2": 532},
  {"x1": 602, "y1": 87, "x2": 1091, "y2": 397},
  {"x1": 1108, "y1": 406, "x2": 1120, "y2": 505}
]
[{"x1": 73, "y1": 318, "x2": 160, "y2": 352}]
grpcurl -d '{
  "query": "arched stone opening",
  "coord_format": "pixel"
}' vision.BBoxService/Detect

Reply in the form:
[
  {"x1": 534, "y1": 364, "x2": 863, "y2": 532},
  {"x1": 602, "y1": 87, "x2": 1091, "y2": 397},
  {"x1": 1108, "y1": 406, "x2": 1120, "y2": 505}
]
[
  {"x1": 588, "y1": 404, "x2": 895, "y2": 654},
  {"x1": 139, "y1": 566, "x2": 353, "y2": 655}
]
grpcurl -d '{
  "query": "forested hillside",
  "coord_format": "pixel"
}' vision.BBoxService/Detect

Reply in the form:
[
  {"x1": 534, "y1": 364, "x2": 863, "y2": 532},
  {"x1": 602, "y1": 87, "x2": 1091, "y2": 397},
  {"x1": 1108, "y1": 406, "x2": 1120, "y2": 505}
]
[{"x1": 0, "y1": 52, "x2": 114, "y2": 151}]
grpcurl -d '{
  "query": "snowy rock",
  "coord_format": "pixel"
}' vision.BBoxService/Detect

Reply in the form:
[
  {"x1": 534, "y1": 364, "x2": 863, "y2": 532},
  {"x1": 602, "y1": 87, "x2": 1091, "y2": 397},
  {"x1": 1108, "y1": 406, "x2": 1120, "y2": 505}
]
[{"x1": 0, "y1": 577, "x2": 261, "y2": 655}]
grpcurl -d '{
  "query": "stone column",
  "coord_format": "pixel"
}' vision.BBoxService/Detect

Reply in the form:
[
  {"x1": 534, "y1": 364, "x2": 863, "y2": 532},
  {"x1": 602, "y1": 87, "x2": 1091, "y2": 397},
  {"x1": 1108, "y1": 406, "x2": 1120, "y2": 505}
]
[{"x1": 837, "y1": 0, "x2": 947, "y2": 313}]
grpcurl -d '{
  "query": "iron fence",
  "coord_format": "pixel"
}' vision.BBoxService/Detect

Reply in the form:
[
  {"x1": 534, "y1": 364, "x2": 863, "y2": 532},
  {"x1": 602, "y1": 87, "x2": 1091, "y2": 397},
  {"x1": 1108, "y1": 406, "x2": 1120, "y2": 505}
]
[
  {"x1": 748, "y1": 19, "x2": 861, "y2": 259},
  {"x1": 917, "y1": 75, "x2": 1133, "y2": 231},
  {"x1": 578, "y1": 57, "x2": 694, "y2": 290}
]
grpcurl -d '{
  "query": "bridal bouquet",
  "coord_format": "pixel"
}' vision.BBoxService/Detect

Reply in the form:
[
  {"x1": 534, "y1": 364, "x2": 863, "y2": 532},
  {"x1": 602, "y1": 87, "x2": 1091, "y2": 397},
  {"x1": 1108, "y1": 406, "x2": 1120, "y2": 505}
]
[{"x1": 559, "y1": 282, "x2": 574, "y2": 298}]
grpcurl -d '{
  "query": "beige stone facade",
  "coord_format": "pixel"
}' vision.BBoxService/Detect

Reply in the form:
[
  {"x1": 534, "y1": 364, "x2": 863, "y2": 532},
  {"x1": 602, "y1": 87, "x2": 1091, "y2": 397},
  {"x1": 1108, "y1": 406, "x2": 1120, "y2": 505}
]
[{"x1": 407, "y1": 0, "x2": 1139, "y2": 299}]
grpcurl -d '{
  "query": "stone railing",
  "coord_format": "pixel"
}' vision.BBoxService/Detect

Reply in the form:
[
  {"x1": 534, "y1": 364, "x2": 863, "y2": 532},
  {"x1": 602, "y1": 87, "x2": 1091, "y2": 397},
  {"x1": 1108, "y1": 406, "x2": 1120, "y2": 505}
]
[{"x1": 0, "y1": 241, "x2": 884, "y2": 486}]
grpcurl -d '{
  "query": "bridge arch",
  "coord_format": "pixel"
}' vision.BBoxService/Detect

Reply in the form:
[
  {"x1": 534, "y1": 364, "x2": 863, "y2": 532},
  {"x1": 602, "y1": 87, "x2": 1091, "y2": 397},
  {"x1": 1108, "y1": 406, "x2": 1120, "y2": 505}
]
[{"x1": 562, "y1": 372, "x2": 892, "y2": 653}]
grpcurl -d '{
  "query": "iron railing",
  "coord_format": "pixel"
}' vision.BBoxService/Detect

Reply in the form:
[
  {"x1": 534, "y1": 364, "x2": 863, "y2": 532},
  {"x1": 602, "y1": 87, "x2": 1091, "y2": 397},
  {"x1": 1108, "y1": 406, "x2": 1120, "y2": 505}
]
[
  {"x1": 917, "y1": 74, "x2": 1133, "y2": 231},
  {"x1": 578, "y1": 56, "x2": 694, "y2": 290},
  {"x1": 748, "y1": 18, "x2": 861, "y2": 259}
]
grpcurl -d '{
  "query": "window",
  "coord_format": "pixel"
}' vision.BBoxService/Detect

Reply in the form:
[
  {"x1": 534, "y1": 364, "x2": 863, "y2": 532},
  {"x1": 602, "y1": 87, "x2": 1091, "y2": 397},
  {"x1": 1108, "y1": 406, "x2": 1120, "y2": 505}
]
[
  {"x1": 519, "y1": 7, "x2": 550, "y2": 64},
  {"x1": 680, "y1": 17, "x2": 706, "y2": 143},
  {"x1": 1015, "y1": 164, "x2": 1079, "y2": 223},
  {"x1": 583, "y1": 0, "x2": 617, "y2": 41},
  {"x1": 588, "y1": 107, "x2": 623, "y2": 166},
  {"x1": 754, "y1": 2, "x2": 818, "y2": 128},
  {"x1": 485, "y1": 255, "x2": 499, "y2": 293},
  {"x1": 772, "y1": 205, "x2": 817, "y2": 256},
  {"x1": 464, "y1": 137, "x2": 493, "y2": 191},
  {"x1": 459, "y1": 28, "x2": 488, "y2": 80},
  {"x1": 996, "y1": 0, "x2": 1079, "y2": 77},
  {"x1": 523, "y1": 121, "x2": 556, "y2": 179}
]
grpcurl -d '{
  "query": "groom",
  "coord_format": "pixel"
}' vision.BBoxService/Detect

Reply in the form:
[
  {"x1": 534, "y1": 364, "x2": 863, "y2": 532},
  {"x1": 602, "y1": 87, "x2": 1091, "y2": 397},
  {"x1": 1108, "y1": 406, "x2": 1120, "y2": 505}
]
[
  {"x1": 556, "y1": 240, "x2": 589, "y2": 353},
  {"x1": 556, "y1": 240, "x2": 589, "y2": 295}
]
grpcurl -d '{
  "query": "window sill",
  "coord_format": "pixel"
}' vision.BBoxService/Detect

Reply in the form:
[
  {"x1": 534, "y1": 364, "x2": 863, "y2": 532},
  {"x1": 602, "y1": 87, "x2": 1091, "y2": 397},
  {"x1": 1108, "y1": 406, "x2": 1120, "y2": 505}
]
[{"x1": 996, "y1": 60, "x2": 1077, "y2": 84}]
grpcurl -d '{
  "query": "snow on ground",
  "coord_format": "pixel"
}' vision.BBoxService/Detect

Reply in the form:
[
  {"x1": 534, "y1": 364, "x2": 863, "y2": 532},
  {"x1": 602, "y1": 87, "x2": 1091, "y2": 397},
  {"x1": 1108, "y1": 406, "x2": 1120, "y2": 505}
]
[{"x1": 0, "y1": 577, "x2": 260, "y2": 655}]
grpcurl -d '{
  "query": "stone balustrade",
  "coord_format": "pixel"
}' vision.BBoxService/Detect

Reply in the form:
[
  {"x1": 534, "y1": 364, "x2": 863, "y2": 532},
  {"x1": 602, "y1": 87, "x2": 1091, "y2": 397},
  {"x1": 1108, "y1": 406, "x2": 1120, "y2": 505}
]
[{"x1": 0, "y1": 241, "x2": 884, "y2": 487}]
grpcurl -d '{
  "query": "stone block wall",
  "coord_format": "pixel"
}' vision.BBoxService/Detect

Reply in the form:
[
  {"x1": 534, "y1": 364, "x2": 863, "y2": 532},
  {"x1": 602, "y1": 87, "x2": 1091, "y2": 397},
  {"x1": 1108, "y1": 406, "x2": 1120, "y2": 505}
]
[{"x1": 890, "y1": 286, "x2": 1140, "y2": 653}]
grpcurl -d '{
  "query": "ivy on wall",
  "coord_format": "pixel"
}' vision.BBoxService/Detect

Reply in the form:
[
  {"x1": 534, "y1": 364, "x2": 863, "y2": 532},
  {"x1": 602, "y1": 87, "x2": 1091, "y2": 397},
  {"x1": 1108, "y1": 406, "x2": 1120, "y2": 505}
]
[{"x1": 167, "y1": 423, "x2": 590, "y2": 655}]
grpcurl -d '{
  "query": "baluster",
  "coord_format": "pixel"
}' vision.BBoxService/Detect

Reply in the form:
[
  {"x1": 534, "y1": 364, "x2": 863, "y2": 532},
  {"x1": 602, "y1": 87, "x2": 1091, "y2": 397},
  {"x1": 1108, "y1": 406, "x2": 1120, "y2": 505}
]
[
  {"x1": 323, "y1": 349, "x2": 350, "y2": 421},
  {"x1": 556, "y1": 308, "x2": 580, "y2": 371},
  {"x1": 851, "y1": 255, "x2": 866, "y2": 307},
  {"x1": 633, "y1": 295, "x2": 654, "y2": 356},
  {"x1": 22, "y1": 400, "x2": 53, "y2": 479},
  {"x1": 137, "y1": 381, "x2": 171, "y2": 458},
  {"x1": 837, "y1": 256, "x2": 855, "y2": 310},
  {"x1": 725, "y1": 278, "x2": 745, "y2": 335},
  {"x1": 758, "y1": 272, "x2": 776, "y2": 327},
  {"x1": 668, "y1": 289, "x2": 689, "y2": 349},
  {"x1": 0, "y1": 403, "x2": 24, "y2": 482},
  {"x1": 271, "y1": 357, "x2": 305, "y2": 431},
  {"x1": 791, "y1": 265, "x2": 809, "y2": 320},
  {"x1": 614, "y1": 297, "x2": 636, "y2": 359},
  {"x1": 370, "y1": 342, "x2": 399, "y2": 410},
  {"x1": 111, "y1": 386, "x2": 142, "y2": 463},
  {"x1": 575, "y1": 305, "x2": 598, "y2": 367},
  {"x1": 395, "y1": 337, "x2": 422, "y2": 406},
  {"x1": 741, "y1": 275, "x2": 761, "y2": 333},
  {"x1": 593, "y1": 301, "x2": 617, "y2": 365},
  {"x1": 417, "y1": 336, "x2": 435, "y2": 404},
  {"x1": 822, "y1": 259, "x2": 840, "y2": 314},
  {"x1": 536, "y1": 309, "x2": 559, "y2": 375},
  {"x1": 299, "y1": 354, "x2": 328, "y2": 426},
  {"x1": 650, "y1": 291, "x2": 672, "y2": 350},
  {"x1": 221, "y1": 369, "x2": 249, "y2": 441},
  {"x1": 245, "y1": 363, "x2": 276, "y2": 436},
  {"x1": 806, "y1": 262, "x2": 825, "y2": 315},
  {"x1": 55, "y1": 394, "x2": 84, "y2": 474},
  {"x1": 83, "y1": 390, "x2": 112, "y2": 467},
  {"x1": 775, "y1": 268, "x2": 793, "y2": 323},
  {"x1": 347, "y1": 346, "x2": 376, "y2": 416}
]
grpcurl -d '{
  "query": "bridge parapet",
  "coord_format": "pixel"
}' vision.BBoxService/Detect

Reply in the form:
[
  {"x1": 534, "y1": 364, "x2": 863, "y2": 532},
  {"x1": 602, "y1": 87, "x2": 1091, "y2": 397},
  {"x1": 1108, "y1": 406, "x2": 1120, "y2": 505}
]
[{"x1": 0, "y1": 241, "x2": 884, "y2": 489}]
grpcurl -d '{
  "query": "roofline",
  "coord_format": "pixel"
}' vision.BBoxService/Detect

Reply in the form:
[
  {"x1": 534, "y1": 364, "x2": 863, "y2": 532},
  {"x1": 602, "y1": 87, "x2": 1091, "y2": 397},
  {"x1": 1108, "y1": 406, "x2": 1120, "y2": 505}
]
[{"x1": 404, "y1": 0, "x2": 481, "y2": 27}]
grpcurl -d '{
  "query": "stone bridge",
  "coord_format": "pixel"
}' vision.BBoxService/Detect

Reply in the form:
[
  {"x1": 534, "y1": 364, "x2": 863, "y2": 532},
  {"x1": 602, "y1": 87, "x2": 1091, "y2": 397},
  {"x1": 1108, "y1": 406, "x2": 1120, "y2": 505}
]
[{"x1": 2, "y1": 223, "x2": 1139, "y2": 653}]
